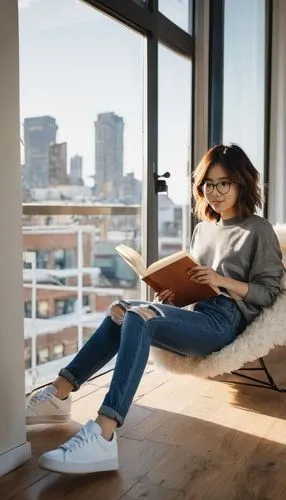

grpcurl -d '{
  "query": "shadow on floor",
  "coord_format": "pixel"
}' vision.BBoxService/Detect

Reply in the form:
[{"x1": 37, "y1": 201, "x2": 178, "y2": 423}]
[
  {"x1": 219, "y1": 346, "x2": 286, "y2": 420},
  {"x1": 1, "y1": 403, "x2": 286, "y2": 500}
]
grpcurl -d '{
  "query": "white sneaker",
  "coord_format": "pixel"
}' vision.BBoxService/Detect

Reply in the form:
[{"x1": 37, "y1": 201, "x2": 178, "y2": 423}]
[
  {"x1": 26, "y1": 385, "x2": 71, "y2": 425},
  {"x1": 38, "y1": 420, "x2": 118, "y2": 474}
]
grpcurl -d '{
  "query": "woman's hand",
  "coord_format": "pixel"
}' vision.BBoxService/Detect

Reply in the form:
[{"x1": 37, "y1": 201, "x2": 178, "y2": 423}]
[
  {"x1": 154, "y1": 289, "x2": 175, "y2": 305},
  {"x1": 188, "y1": 265, "x2": 224, "y2": 288}
]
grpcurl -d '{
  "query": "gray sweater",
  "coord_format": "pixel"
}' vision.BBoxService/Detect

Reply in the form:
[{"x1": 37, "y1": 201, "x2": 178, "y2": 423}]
[{"x1": 191, "y1": 214, "x2": 284, "y2": 325}]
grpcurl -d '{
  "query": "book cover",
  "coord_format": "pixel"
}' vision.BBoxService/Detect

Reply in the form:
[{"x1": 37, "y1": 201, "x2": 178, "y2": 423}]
[{"x1": 115, "y1": 244, "x2": 219, "y2": 307}]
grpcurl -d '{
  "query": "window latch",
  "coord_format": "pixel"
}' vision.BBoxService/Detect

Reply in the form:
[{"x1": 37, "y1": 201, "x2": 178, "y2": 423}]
[{"x1": 154, "y1": 171, "x2": 170, "y2": 194}]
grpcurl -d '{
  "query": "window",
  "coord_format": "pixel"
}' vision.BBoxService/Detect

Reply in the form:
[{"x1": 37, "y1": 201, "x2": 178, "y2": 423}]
[
  {"x1": 223, "y1": 0, "x2": 266, "y2": 187},
  {"x1": 36, "y1": 250, "x2": 49, "y2": 269},
  {"x1": 65, "y1": 298, "x2": 76, "y2": 313},
  {"x1": 53, "y1": 249, "x2": 65, "y2": 270},
  {"x1": 20, "y1": 0, "x2": 192, "y2": 393},
  {"x1": 65, "y1": 248, "x2": 77, "y2": 268},
  {"x1": 19, "y1": 1, "x2": 144, "y2": 206},
  {"x1": 53, "y1": 249, "x2": 77, "y2": 269},
  {"x1": 24, "y1": 299, "x2": 49, "y2": 318},
  {"x1": 54, "y1": 300, "x2": 65, "y2": 316},
  {"x1": 83, "y1": 295, "x2": 89, "y2": 307},
  {"x1": 158, "y1": 44, "x2": 191, "y2": 257},
  {"x1": 24, "y1": 301, "x2": 32, "y2": 318},
  {"x1": 36, "y1": 300, "x2": 49, "y2": 318},
  {"x1": 37, "y1": 347, "x2": 50, "y2": 365},
  {"x1": 51, "y1": 344, "x2": 64, "y2": 360},
  {"x1": 54, "y1": 297, "x2": 76, "y2": 316}
]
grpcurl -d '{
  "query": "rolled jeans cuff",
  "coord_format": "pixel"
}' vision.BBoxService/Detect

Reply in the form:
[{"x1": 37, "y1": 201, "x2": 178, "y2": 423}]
[
  {"x1": 98, "y1": 404, "x2": 124, "y2": 427},
  {"x1": 58, "y1": 368, "x2": 80, "y2": 391}
]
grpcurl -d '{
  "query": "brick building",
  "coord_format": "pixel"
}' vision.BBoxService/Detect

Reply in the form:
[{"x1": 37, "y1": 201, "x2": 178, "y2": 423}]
[{"x1": 22, "y1": 226, "x2": 117, "y2": 369}]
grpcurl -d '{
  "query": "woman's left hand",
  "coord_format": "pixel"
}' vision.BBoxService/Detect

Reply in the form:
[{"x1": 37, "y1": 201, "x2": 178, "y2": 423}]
[{"x1": 187, "y1": 266, "x2": 224, "y2": 288}]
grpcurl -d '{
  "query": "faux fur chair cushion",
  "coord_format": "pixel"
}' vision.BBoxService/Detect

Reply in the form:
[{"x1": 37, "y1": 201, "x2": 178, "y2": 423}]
[{"x1": 151, "y1": 225, "x2": 286, "y2": 379}]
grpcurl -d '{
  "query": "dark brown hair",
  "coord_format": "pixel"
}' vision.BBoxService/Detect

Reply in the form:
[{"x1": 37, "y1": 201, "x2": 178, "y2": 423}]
[{"x1": 193, "y1": 144, "x2": 263, "y2": 221}]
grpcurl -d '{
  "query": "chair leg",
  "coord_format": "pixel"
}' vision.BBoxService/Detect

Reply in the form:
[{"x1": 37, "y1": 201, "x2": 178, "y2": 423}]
[
  {"x1": 227, "y1": 357, "x2": 286, "y2": 392},
  {"x1": 258, "y1": 358, "x2": 286, "y2": 392}
]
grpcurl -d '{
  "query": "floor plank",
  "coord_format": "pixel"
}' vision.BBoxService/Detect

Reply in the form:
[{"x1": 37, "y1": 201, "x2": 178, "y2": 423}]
[
  {"x1": 1, "y1": 348, "x2": 286, "y2": 500},
  {"x1": 121, "y1": 481, "x2": 185, "y2": 500}
]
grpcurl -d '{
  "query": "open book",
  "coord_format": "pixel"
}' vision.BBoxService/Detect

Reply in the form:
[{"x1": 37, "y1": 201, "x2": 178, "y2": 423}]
[{"x1": 115, "y1": 244, "x2": 220, "y2": 307}]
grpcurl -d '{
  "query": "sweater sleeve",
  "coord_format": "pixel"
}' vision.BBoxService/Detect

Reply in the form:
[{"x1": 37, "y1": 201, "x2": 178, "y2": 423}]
[{"x1": 244, "y1": 224, "x2": 284, "y2": 307}]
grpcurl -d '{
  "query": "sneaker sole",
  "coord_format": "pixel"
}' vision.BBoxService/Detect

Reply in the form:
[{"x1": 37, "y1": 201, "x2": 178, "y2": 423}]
[
  {"x1": 38, "y1": 456, "x2": 119, "y2": 474},
  {"x1": 26, "y1": 414, "x2": 71, "y2": 425}
]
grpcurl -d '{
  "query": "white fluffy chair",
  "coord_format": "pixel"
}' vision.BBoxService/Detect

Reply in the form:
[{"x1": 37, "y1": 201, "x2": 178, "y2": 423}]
[{"x1": 151, "y1": 224, "x2": 286, "y2": 391}]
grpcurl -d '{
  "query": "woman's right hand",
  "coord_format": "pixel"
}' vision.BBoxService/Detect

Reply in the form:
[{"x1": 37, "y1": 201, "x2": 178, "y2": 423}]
[{"x1": 154, "y1": 289, "x2": 175, "y2": 305}]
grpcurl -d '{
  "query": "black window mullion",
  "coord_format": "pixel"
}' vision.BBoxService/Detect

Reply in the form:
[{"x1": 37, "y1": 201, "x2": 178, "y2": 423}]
[
  {"x1": 83, "y1": 0, "x2": 153, "y2": 32},
  {"x1": 158, "y1": 13, "x2": 193, "y2": 57},
  {"x1": 208, "y1": 0, "x2": 224, "y2": 147},
  {"x1": 85, "y1": 0, "x2": 193, "y2": 58},
  {"x1": 144, "y1": 5, "x2": 159, "y2": 272}
]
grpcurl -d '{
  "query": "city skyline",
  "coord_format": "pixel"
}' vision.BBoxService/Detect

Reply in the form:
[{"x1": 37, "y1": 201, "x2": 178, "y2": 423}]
[
  {"x1": 22, "y1": 111, "x2": 143, "y2": 201},
  {"x1": 18, "y1": 0, "x2": 191, "y2": 204},
  {"x1": 18, "y1": 0, "x2": 265, "y2": 206}
]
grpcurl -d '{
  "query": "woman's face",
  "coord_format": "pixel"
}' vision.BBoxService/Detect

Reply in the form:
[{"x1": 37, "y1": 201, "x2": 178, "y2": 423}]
[{"x1": 202, "y1": 163, "x2": 239, "y2": 220}]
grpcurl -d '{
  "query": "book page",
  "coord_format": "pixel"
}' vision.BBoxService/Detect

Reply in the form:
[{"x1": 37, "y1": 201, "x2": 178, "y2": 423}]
[
  {"x1": 115, "y1": 244, "x2": 146, "y2": 276},
  {"x1": 145, "y1": 250, "x2": 199, "y2": 275}
]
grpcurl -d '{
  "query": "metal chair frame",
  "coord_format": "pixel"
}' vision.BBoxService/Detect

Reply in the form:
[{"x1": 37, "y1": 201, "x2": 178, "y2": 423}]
[{"x1": 228, "y1": 357, "x2": 286, "y2": 392}]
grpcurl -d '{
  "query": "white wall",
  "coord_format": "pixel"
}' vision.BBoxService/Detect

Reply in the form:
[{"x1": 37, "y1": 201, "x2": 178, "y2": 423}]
[{"x1": 0, "y1": 0, "x2": 31, "y2": 476}]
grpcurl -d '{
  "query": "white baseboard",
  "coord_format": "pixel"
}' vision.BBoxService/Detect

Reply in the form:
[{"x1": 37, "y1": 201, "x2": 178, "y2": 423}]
[{"x1": 0, "y1": 441, "x2": 31, "y2": 477}]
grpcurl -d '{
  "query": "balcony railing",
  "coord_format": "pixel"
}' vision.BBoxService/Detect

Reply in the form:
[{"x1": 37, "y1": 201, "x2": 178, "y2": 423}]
[{"x1": 22, "y1": 203, "x2": 141, "y2": 216}]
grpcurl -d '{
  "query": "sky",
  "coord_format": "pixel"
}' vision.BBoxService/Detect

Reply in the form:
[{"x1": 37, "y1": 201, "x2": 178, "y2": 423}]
[
  {"x1": 18, "y1": 0, "x2": 266, "y2": 203},
  {"x1": 18, "y1": 0, "x2": 191, "y2": 203}
]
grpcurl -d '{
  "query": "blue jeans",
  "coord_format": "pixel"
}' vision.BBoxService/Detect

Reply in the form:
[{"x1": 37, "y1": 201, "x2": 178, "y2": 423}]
[{"x1": 59, "y1": 295, "x2": 246, "y2": 426}]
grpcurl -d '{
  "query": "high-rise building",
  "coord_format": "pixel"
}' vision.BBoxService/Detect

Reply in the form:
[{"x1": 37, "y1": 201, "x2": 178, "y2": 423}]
[
  {"x1": 94, "y1": 112, "x2": 124, "y2": 200},
  {"x1": 70, "y1": 155, "x2": 83, "y2": 185},
  {"x1": 48, "y1": 142, "x2": 67, "y2": 186},
  {"x1": 121, "y1": 172, "x2": 141, "y2": 204},
  {"x1": 24, "y1": 116, "x2": 57, "y2": 188}
]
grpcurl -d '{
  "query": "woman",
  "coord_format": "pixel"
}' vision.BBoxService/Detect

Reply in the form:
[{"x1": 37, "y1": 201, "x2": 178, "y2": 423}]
[{"x1": 26, "y1": 144, "x2": 284, "y2": 474}]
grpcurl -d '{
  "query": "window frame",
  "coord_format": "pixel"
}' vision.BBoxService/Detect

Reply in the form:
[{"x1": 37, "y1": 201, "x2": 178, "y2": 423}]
[
  {"x1": 85, "y1": 0, "x2": 193, "y2": 267},
  {"x1": 219, "y1": 0, "x2": 271, "y2": 217}
]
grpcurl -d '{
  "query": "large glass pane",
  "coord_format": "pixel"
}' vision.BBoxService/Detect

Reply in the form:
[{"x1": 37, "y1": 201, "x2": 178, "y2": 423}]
[
  {"x1": 159, "y1": 0, "x2": 192, "y2": 33},
  {"x1": 158, "y1": 45, "x2": 192, "y2": 258},
  {"x1": 19, "y1": 0, "x2": 145, "y2": 391},
  {"x1": 223, "y1": 0, "x2": 266, "y2": 191},
  {"x1": 19, "y1": 0, "x2": 144, "y2": 205}
]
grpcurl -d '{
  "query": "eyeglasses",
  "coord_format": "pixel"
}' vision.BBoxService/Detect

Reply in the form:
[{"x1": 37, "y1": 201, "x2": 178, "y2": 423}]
[{"x1": 201, "y1": 180, "x2": 234, "y2": 195}]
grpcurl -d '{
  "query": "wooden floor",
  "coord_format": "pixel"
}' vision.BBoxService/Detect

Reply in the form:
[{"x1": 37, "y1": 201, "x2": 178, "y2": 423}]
[{"x1": 2, "y1": 347, "x2": 286, "y2": 500}]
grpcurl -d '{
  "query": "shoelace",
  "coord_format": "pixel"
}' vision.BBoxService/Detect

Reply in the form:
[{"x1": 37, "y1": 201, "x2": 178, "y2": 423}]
[
  {"x1": 61, "y1": 426, "x2": 98, "y2": 452},
  {"x1": 27, "y1": 389, "x2": 53, "y2": 408}
]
